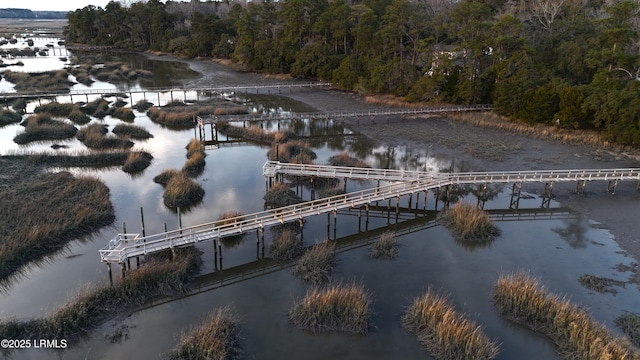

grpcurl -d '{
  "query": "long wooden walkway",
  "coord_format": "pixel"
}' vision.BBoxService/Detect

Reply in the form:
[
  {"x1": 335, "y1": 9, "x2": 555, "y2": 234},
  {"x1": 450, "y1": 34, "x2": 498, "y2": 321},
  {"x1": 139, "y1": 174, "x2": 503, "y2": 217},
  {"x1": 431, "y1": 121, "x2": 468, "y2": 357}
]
[
  {"x1": 263, "y1": 161, "x2": 640, "y2": 186},
  {"x1": 197, "y1": 104, "x2": 492, "y2": 125},
  {"x1": 0, "y1": 82, "x2": 332, "y2": 101},
  {"x1": 100, "y1": 164, "x2": 639, "y2": 265}
]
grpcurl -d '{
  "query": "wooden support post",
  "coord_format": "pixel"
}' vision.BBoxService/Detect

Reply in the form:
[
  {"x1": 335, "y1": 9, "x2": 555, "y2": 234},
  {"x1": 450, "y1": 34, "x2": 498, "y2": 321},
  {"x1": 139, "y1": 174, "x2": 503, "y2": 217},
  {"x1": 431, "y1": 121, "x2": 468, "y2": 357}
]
[
  {"x1": 177, "y1": 206, "x2": 183, "y2": 233},
  {"x1": 435, "y1": 188, "x2": 440, "y2": 210},
  {"x1": 218, "y1": 244, "x2": 223, "y2": 271},
  {"x1": 343, "y1": 177, "x2": 347, "y2": 193},
  {"x1": 256, "y1": 229, "x2": 260, "y2": 259},
  {"x1": 327, "y1": 212, "x2": 331, "y2": 239},
  {"x1": 395, "y1": 196, "x2": 400, "y2": 223},
  {"x1": 423, "y1": 190, "x2": 428, "y2": 210},
  {"x1": 121, "y1": 262, "x2": 126, "y2": 278},
  {"x1": 299, "y1": 218, "x2": 304, "y2": 242},
  {"x1": 333, "y1": 210, "x2": 337, "y2": 241},
  {"x1": 607, "y1": 179, "x2": 618, "y2": 194},
  {"x1": 157, "y1": 92, "x2": 160, "y2": 105},
  {"x1": 214, "y1": 239, "x2": 218, "y2": 271},
  {"x1": 140, "y1": 207, "x2": 146, "y2": 237},
  {"x1": 510, "y1": 182, "x2": 522, "y2": 209},
  {"x1": 408, "y1": 192, "x2": 413, "y2": 209},
  {"x1": 541, "y1": 182, "x2": 553, "y2": 208},
  {"x1": 107, "y1": 264, "x2": 113, "y2": 285},
  {"x1": 261, "y1": 227, "x2": 265, "y2": 259}
]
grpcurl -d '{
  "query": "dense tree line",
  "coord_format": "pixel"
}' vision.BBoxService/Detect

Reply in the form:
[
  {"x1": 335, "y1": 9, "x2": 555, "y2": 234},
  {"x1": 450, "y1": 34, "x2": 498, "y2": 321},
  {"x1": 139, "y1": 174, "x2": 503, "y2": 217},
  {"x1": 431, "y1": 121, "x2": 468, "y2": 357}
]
[{"x1": 64, "y1": 0, "x2": 640, "y2": 146}]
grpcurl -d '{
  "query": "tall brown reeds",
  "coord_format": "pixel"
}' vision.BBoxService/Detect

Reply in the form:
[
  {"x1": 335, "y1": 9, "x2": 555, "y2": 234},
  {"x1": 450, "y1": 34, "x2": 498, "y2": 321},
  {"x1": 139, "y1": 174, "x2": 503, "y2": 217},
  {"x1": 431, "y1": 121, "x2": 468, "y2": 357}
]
[
  {"x1": 26, "y1": 150, "x2": 130, "y2": 167},
  {"x1": 269, "y1": 229, "x2": 303, "y2": 261},
  {"x1": 153, "y1": 169, "x2": 179, "y2": 186},
  {"x1": 0, "y1": 247, "x2": 202, "y2": 348},
  {"x1": 402, "y1": 288, "x2": 499, "y2": 360},
  {"x1": 183, "y1": 139, "x2": 206, "y2": 177},
  {"x1": 293, "y1": 240, "x2": 336, "y2": 285},
  {"x1": 122, "y1": 151, "x2": 154, "y2": 174},
  {"x1": 0, "y1": 171, "x2": 115, "y2": 281},
  {"x1": 33, "y1": 102, "x2": 77, "y2": 117},
  {"x1": 163, "y1": 172, "x2": 205, "y2": 209},
  {"x1": 77, "y1": 122, "x2": 134, "y2": 150},
  {"x1": 370, "y1": 231, "x2": 398, "y2": 259},
  {"x1": 615, "y1": 314, "x2": 640, "y2": 348},
  {"x1": 492, "y1": 271, "x2": 640, "y2": 359},
  {"x1": 112, "y1": 123, "x2": 153, "y2": 139},
  {"x1": 438, "y1": 202, "x2": 500, "y2": 245},
  {"x1": 216, "y1": 121, "x2": 290, "y2": 144},
  {"x1": 13, "y1": 114, "x2": 78, "y2": 144},
  {"x1": 132, "y1": 99, "x2": 154, "y2": 112},
  {"x1": 328, "y1": 152, "x2": 370, "y2": 168},
  {"x1": 288, "y1": 282, "x2": 373, "y2": 334},
  {"x1": 266, "y1": 140, "x2": 317, "y2": 163},
  {"x1": 263, "y1": 182, "x2": 302, "y2": 207},
  {"x1": 170, "y1": 306, "x2": 243, "y2": 360},
  {"x1": 0, "y1": 109, "x2": 22, "y2": 127}
]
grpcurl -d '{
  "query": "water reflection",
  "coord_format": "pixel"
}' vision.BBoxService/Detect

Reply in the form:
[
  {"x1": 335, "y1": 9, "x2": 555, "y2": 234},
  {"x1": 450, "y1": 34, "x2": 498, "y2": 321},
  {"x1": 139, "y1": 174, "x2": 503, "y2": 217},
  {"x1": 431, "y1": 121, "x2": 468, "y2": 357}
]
[{"x1": 551, "y1": 214, "x2": 590, "y2": 248}]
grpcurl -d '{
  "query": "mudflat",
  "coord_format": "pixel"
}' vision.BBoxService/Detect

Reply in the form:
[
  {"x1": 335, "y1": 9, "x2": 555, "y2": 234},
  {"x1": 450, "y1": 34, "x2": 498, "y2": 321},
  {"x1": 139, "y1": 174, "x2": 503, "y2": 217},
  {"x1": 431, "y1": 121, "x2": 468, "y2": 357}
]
[{"x1": 0, "y1": 18, "x2": 67, "y2": 37}]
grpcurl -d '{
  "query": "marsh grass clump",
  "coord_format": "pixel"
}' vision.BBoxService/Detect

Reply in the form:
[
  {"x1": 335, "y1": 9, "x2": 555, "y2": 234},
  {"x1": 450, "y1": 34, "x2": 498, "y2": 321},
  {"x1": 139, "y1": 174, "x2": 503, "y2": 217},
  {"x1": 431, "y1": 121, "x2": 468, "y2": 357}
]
[
  {"x1": 492, "y1": 271, "x2": 639, "y2": 360},
  {"x1": 112, "y1": 123, "x2": 153, "y2": 140},
  {"x1": 293, "y1": 240, "x2": 336, "y2": 285},
  {"x1": 147, "y1": 102, "x2": 221, "y2": 128},
  {"x1": 82, "y1": 98, "x2": 110, "y2": 118},
  {"x1": 328, "y1": 152, "x2": 370, "y2": 168},
  {"x1": 2, "y1": 69, "x2": 74, "y2": 92},
  {"x1": 370, "y1": 231, "x2": 398, "y2": 259},
  {"x1": 288, "y1": 282, "x2": 373, "y2": 335},
  {"x1": 170, "y1": 306, "x2": 242, "y2": 360},
  {"x1": 26, "y1": 151, "x2": 129, "y2": 167},
  {"x1": 13, "y1": 114, "x2": 78, "y2": 144},
  {"x1": 615, "y1": 313, "x2": 640, "y2": 348},
  {"x1": 163, "y1": 172, "x2": 205, "y2": 209},
  {"x1": 438, "y1": 202, "x2": 500, "y2": 245},
  {"x1": 216, "y1": 121, "x2": 290, "y2": 144},
  {"x1": 186, "y1": 138, "x2": 205, "y2": 158},
  {"x1": 122, "y1": 151, "x2": 153, "y2": 174},
  {"x1": 264, "y1": 182, "x2": 302, "y2": 207},
  {"x1": 0, "y1": 109, "x2": 22, "y2": 127},
  {"x1": 182, "y1": 139, "x2": 206, "y2": 177},
  {"x1": 110, "y1": 107, "x2": 135, "y2": 122},
  {"x1": 402, "y1": 288, "x2": 499, "y2": 360},
  {"x1": 217, "y1": 211, "x2": 246, "y2": 249},
  {"x1": 153, "y1": 169, "x2": 179, "y2": 186},
  {"x1": 68, "y1": 109, "x2": 91, "y2": 125},
  {"x1": 77, "y1": 122, "x2": 134, "y2": 150},
  {"x1": 269, "y1": 229, "x2": 303, "y2": 261},
  {"x1": 266, "y1": 140, "x2": 317, "y2": 163},
  {"x1": 0, "y1": 247, "x2": 202, "y2": 348},
  {"x1": 34, "y1": 102, "x2": 77, "y2": 117},
  {"x1": 0, "y1": 171, "x2": 115, "y2": 281},
  {"x1": 132, "y1": 99, "x2": 154, "y2": 112}
]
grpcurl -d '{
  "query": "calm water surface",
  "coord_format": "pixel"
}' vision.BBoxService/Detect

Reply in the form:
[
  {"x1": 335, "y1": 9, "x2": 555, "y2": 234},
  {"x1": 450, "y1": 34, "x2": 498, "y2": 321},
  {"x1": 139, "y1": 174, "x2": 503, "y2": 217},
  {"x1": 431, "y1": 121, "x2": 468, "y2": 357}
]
[{"x1": 0, "y1": 43, "x2": 638, "y2": 360}]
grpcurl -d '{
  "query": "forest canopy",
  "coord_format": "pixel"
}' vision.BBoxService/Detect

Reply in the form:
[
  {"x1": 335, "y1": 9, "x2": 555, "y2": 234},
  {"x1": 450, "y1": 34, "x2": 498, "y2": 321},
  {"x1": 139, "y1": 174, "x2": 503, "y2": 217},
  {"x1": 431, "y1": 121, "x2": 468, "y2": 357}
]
[{"x1": 64, "y1": 0, "x2": 640, "y2": 146}]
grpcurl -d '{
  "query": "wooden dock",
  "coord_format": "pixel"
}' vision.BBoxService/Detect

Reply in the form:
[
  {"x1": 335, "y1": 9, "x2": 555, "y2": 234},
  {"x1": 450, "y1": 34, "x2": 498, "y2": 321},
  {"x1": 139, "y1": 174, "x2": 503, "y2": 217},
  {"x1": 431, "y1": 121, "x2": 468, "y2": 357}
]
[{"x1": 100, "y1": 164, "x2": 639, "y2": 266}]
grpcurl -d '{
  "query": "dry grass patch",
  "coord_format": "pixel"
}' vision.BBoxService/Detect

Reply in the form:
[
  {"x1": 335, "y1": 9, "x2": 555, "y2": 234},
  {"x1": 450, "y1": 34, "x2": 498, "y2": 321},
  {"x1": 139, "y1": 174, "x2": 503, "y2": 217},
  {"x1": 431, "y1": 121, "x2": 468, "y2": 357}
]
[
  {"x1": 371, "y1": 231, "x2": 398, "y2": 259},
  {"x1": 402, "y1": 288, "x2": 499, "y2": 360},
  {"x1": 266, "y1": 140, "x2": 317, "y2": 163},
  {"x1": 288, "y1": 282, "x2": 373, "y2": 334},
  {"x1": 0, "y1": 109, "x2": 22, "y2": 127},
  {"x1": 293, "y1": 240, "x2": 336, "y2": 285},
  {"x1": 77, "y1": 122, "x2": 134, "y2": 150},
  {"x1": 328, "y1": 152, "x2": 370, "y2": 168},
  {"x1": 0, "y1": 247, "x2": 201, "y2": 349},
  {"x1": 112, "y1": 123, "x2": 153, "y2": 140},
  {"x1": 264, "y1": 182, "x2": 302, "y2": 207},
  {"x1": 170, "y1": 306, "x2": 242, "y2": 360},
  {"x1": 269, "y1": 229, "x2": 303, "y2": 262},
  {"x1": 493, "y1": 271, "x2": 640, "y2": 359},
  {"x1": 163, "y1": 172, "x2": 205, "y2": 209},
  {"x1": 438, "y1": 202, "x2": 500, "y2": 245},
  {"x1": 578, "y1": 274, "x2": 626, "y2": 294},
  {"x1": 153, "y1": 169, "x2": 179, "y2": 186},
  {"x1": 216, "y1": 121, "x2": 290, "y2": 144},
  {"x1": 182, "y1": 140, "x2": 206, "y2": 177},
  {"x1": 0, "y1": 171, "x2": 115, "y2": 281},
  {"x1": 615, "y1": 313, "x2": 640, "y2": 348},
  {"x1": 122, "y1": 151, "x2": 153, "y2": 174},
  {"x1": 13, "y1": 114, "x2": 78, "y2": 144}
]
